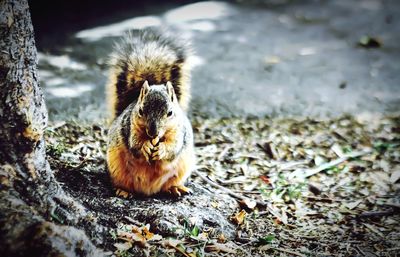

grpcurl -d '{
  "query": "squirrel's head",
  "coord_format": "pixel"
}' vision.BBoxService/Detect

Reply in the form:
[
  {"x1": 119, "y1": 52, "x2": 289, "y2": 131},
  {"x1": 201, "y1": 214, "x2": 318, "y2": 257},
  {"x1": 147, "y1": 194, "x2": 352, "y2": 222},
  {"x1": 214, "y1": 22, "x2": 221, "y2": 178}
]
[{"x1": 134, "y1": 80, "x2": 180, "y2": 139}]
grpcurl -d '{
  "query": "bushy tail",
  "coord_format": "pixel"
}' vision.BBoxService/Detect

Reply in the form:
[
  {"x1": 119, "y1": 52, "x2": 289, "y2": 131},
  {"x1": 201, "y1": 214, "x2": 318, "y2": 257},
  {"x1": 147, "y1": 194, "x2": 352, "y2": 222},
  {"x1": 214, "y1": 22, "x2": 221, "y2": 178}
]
[{"x1": 106, "y1": 28, "x2": 192, "y2": 121}]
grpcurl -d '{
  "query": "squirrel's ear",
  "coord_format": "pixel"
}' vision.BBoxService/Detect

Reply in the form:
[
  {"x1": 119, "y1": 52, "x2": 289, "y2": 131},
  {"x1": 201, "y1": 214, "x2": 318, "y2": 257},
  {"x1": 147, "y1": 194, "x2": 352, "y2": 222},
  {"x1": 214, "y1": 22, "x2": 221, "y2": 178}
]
[
  {"x1": 139, "y1": 80, "x2": 150, "y2": 102},
  {"x1": 166, "y1": 81, "x2": 176, "y2": 102},
  {"x1": 142, "y1": 80, "x2": 150, "y2": 93}
]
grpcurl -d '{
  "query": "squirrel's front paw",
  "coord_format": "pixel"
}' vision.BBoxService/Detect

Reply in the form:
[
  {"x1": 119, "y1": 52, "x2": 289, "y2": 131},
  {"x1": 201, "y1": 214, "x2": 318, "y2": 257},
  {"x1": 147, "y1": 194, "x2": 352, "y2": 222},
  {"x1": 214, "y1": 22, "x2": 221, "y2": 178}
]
[
  {"x1": 141, "y1": 140, "x2": 154, "y2": 162},
  {"x1": 151, "y1": 142, "x2": 166, "y2": 161}
]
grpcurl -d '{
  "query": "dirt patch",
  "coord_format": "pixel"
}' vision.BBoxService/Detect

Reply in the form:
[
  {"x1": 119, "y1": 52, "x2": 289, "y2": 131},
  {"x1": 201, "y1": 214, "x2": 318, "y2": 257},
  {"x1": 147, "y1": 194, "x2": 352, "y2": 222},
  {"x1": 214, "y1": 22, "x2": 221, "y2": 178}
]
[{"x1": 45, "y1": 114, "x2": 400, "y2": 256}]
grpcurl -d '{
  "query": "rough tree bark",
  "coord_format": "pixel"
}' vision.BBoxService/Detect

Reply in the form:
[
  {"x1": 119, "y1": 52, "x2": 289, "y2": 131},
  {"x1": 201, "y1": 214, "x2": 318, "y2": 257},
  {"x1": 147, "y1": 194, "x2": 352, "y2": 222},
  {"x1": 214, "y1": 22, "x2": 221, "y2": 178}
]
[{"x1": 0, "y1": 0, "x2": 102, "y2": 256}]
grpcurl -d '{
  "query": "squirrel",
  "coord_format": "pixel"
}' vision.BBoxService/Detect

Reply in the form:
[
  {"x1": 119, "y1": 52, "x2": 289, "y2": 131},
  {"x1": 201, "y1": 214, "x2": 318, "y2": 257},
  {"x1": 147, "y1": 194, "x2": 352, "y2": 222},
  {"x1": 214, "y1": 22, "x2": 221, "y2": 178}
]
[{"x1": 105, "y1": 29, "x2": 195, "y2": 197}]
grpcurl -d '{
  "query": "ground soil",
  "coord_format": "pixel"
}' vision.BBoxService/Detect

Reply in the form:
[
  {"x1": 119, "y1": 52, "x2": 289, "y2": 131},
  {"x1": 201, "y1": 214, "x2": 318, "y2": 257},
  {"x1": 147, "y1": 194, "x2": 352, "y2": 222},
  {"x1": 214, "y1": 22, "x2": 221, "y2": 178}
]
[{"x1": 45, "y1": 114, "x2": 400, "y2": 256}]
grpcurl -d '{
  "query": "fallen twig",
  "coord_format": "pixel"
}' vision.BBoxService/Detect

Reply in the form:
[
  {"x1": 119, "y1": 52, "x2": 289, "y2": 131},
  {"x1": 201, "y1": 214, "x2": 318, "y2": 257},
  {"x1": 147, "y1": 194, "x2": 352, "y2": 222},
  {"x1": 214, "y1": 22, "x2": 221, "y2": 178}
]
[
  {"x1": 195, "y1": 140, "x2": 232, "y2": 147},
  {"x1": 217, "y1": 145, "x2": 231, "y2": 160},
  {"x1": 357, "y1": 209, "x2": 395, "y2": 219},
  {"x1": 380, "y1": 202, "x2": 400, "y2": 209},
  {"x1": 363, "y1": 223, "x2": 384, "y2": 238},
  {"x1": 124, "y1": 216, "x2": 143, "y2": 226},
  {"x1": 291, "y1": 149, "x2": 372, "y2": 178},
  {"x1": 305, "y1": 195, "x2": 343, "y2": 202}
]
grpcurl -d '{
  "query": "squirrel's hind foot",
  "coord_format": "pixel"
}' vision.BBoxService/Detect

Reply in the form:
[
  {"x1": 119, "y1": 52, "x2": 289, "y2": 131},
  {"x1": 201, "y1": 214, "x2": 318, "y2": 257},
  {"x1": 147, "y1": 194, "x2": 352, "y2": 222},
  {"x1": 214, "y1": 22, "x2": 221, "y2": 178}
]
[
  {"x1": 166, "y1": 185, "x2": 191, "y2": 197},
  {"x1": 115, "y1": 188, "x2": 132, "y2": 199}
]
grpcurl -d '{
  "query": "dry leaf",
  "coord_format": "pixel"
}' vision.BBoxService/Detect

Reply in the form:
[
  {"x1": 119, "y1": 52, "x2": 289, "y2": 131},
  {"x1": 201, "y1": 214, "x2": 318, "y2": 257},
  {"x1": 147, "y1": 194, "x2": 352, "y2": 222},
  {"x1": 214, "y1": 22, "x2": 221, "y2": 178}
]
[
  {"x1": 217, "y1": 233, "x2": 226, "y2": 243},
  {"x1": 331, "y1": 144, "x2": 344, "y2": 157},
  {"x1": 344, "y1": 200, "x2": 362, "y2": 210},
  {"x1": 259, "y1": 175, "x2": 271, "y2": 184},
  {"x1": 116, "y1": 224, "x2": 162, "y2": 248},
  {"x1": 165, "y1": 238, "x2": 184, "y2": 248},
  {"x1": 364, "y1": 223, "x2": 384, "y2": 237},
  {"x1": 280, "y1": 209, "x2": 288, "y2": 224},
  {"x1": 142, "y1": 225, "x2": 162, "y2": 241},
  {"x1": 118, "y1": 230, "x2": 147, "y2": 247},
  {"x1": 142, "y1": 225, "x2": 154, "y2": 240},
  {"x1": 114, "y1": 242, "x2": 132, "y2": 251},
  {"x1": 268, "y1": 205, "x2": 288, "y2": 225},
  {"x1": 197, "y1": 232, "x2": 209, "y2": 241},
  {"x1": 258, "y1": 244, "x2": 271, "y2": 251},
  {"x1": 188, "y1": 216, "x2": 198, "y2": 226},
  {"x1": 314, "y1": 155, "x2": 326, "y2": 166},
  {"x1": 239, "y1": 198, "x2": 257, "y2": 210},
  {"x1": 231, "y1": 210, "x2": 247, "y2": 225}
]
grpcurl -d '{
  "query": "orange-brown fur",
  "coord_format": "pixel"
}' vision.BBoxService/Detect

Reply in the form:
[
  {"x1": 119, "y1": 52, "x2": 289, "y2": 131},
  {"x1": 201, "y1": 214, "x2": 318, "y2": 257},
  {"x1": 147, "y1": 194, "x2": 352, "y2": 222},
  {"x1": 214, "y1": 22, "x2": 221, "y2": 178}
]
[
  {"x1": 107, "y1": 112, "x2": 194, "y2": 195},
  {"x1": 107, "y1": 136, "x2": 194, "y2": 196}
]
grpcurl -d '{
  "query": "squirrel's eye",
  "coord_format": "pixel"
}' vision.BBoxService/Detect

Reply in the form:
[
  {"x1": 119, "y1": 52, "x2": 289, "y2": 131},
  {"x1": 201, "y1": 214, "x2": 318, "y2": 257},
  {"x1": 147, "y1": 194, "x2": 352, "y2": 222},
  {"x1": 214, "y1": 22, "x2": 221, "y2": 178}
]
[
  {"x1": 138, "y1": 108, "x2": 144, "y2": 117},
  {"x1": 167, "y1": 110, "x2": 173, "y2": 117}
]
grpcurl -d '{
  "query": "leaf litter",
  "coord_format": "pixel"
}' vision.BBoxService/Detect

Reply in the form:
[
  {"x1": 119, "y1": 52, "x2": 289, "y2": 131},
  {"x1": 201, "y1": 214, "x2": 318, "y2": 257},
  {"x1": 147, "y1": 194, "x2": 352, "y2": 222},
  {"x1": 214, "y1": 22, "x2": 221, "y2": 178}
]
[{"x1": 45, "y1": 114, "x2": 400, "y2": 256}]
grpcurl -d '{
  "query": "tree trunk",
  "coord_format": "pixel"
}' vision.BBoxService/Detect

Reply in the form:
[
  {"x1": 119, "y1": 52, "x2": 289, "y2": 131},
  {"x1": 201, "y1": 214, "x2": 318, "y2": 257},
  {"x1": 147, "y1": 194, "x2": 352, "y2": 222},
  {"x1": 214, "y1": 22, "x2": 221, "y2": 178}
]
[
  {"x1": 0, "y1": 0, "x2": 102, "y2": 256},
  {"x1": 0, "y1": 0, "x2": 48, "y2": 179}
]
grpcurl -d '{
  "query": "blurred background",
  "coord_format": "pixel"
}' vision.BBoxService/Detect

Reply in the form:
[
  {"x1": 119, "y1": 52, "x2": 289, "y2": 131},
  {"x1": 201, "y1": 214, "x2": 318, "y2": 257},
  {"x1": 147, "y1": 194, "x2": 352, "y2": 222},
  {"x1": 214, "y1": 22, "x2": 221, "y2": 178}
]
[{"x1": 29, "y1": 0, "x2": 400, "y2": 121}]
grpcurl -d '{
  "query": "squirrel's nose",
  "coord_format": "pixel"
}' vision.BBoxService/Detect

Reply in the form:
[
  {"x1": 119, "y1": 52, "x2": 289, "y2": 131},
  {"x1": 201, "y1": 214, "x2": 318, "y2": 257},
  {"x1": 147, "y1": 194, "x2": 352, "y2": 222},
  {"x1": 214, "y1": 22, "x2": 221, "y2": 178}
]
[{"x1": 146, "y1": 122, "x2": 158, "y2": 138}]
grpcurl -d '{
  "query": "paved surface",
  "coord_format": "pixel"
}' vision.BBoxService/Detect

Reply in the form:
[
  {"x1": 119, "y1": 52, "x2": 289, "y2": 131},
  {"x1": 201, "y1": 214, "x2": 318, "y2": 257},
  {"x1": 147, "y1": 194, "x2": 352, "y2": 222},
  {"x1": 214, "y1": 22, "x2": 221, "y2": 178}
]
[{"x1": 35, "y1": 0, "x2": 400, "y2": 121}]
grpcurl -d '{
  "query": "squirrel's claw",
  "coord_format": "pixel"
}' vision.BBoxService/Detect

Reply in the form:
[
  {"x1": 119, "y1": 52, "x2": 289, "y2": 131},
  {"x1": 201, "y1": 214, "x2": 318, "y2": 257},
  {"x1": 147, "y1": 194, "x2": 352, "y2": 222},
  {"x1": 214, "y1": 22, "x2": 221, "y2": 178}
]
[
  {"x1": 167, "y1": 185, "x2": 191, "y2": 197},
  {"x1": 116, "y1": 189, "x2": 131, "y2": 198}
]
